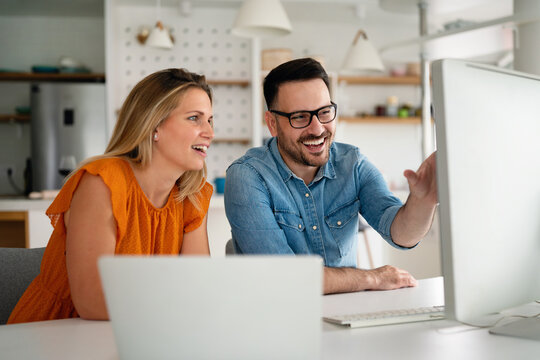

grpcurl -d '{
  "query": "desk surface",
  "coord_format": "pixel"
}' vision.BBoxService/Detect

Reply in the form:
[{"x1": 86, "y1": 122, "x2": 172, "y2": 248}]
[{"x1": 1, "y1": 277, "x2": 538, "y2": 360}]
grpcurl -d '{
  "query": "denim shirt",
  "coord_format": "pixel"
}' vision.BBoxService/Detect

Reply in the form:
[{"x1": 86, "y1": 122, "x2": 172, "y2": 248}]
[{"x1": 224, "y1": 137, "x2": 407, "y2": 267}]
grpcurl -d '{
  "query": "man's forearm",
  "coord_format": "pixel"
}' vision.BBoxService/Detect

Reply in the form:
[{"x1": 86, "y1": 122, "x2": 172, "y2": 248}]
[
  {"x1": 323, "y1": 266, "x2": 374, "y2": 294},
  {"x1": 390, "y1": 195, "x2": 437, "y2": 248},
  {"x1": 323, "y1": 265, "x2": 417, "y2": 295}
]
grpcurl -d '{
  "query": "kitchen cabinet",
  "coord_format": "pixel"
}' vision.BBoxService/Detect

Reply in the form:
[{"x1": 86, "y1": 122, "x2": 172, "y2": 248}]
[{"x1": 0, "y1": 199, "x2": 53, "y2": 248}]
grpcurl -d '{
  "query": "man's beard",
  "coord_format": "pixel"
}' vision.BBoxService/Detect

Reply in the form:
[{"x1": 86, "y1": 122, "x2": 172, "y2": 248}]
[{"x1": 275, "y1": 122, "x2": 334, "y2": 168}]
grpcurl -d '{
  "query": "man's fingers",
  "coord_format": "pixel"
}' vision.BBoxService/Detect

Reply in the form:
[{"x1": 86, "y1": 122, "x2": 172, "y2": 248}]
[{"x1": 403, "y1": 169, "x2": 418, "y2": 186}]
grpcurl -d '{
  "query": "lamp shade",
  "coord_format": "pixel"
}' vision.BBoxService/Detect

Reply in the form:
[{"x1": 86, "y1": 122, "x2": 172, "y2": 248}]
[
  {"x1": 146, "y1": 21, "x2": 173, "y2": 49},
  {"x1": 342, "y1": 30, "x2": 384, "y2": 73},
  {"x1": 232, "y1": 0, "x2": 292, "y2": 38}
]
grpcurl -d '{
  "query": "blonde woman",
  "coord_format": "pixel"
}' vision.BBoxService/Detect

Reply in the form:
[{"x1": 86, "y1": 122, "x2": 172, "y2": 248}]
[{"x1": 8, "y1": 68, "x2": 214, "y2": 323}]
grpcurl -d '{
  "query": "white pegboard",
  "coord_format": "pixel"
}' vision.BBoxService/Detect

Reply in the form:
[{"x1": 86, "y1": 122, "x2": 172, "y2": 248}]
[
  {"x1": 206, "y1": 142, "x2": 249, "y2": 181},
  {"x1": 210, "y1": 85, "x2": 251, "y2": 140},
  {"x1": 112, "y1": 5, "x2": 251, "y2": 103},
  {"x1": 108, "y1": 3, "x2": 253, "y2": 183}
]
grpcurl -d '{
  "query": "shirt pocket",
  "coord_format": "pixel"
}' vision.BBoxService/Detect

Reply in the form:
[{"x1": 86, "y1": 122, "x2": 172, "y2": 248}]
[
  {"x1": 325, "y1": 199, "x2": 360, "y2": 257},
  {"x1": 274, "y1": 210, "x2": 305, "y2": 233}
]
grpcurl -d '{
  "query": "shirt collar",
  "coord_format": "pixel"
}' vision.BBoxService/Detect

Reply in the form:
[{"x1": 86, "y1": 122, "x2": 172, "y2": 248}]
[{"x1": 268, "y1": 137, "x2": 336, "y2": 184}]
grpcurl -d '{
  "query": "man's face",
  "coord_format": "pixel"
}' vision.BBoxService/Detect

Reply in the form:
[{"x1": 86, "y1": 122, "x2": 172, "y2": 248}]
[{"x1": 267, "y1": 79, "x2": 336, "y2": 171}]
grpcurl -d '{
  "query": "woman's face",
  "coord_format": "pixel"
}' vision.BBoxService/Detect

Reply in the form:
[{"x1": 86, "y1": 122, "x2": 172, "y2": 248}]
[{"x1": 153, "y1": 87, "x2": 214, "y2": 173}]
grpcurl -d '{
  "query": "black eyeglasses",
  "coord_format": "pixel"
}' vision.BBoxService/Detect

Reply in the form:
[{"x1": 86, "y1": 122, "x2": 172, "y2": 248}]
[{"x1": 270, "y1": 102, "x2": 338, "y2": 129}]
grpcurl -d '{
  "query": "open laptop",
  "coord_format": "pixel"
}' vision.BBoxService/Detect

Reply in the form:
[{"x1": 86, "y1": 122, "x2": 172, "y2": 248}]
[{"x1": 98, "y1": 255, "x2": 322, "y2": 360}]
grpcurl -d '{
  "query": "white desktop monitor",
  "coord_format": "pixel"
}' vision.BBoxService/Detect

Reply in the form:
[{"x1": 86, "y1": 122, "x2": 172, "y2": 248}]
[{"x1": 432, "y1": 59, "x2": 540, "y2": 337}]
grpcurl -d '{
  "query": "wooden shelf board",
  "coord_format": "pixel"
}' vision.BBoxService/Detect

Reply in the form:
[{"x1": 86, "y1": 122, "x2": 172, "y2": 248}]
[
  {"x1": 0, "y1": 114, "x2": 30, "y2": 123},
  {"x1": 208, "y1": 79, "x2": 250, "y2": 87},
  {"x1": 337, "y1": 76, "x2": 420, "y2": 85},
  {"x1": 212, "y1": 138, "x2": 251, "y2": 145},
  {"x1": 0, "y1": 73, "x2": 249, "y2": 86},
  {"x1": 339, "y1": 116, "x2": 422, "y2": 124},
  {"x1": 0, "y1": 72, "x2": 105, "y2": 83}
]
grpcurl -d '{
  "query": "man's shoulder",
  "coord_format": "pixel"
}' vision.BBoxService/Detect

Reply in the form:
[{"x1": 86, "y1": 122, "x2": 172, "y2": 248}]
[
  {"x1": 331, "y1": 142, "x2": 365, "y2": 162},
  {"x1": 226, "y1": 144, "x2": 278, "y2": 179},
  {"x1": 229, "y1": 143, "x2": 275, "y2": 169}
]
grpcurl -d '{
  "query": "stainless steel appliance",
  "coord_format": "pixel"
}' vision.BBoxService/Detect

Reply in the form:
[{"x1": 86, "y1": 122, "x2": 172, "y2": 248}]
[{"x1": 30, "y1": 82, "x2": 107, "y2": 191}]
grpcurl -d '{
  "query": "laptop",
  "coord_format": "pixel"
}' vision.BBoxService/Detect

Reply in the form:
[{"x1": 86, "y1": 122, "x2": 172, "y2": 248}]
[{"x1": 98, "y1": 255, "x2": 322, "y2": 360}]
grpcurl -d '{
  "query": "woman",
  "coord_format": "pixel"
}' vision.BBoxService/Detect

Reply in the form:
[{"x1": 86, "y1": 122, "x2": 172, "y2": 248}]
[{"x1": 8, "y1": 68, "x2": 214, "y2": 323}]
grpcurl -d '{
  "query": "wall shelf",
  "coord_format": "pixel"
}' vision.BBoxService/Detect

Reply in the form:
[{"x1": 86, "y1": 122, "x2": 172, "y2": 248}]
[
  {"x1": 0, "y1": 73, "x2": 249, "y2": 86},
  {"x1": 207, "y1": 79, "x2": 250, "y2": 87},
  {"x1": 339, "y1": 116, "x2": 422, "y2": 124},
  {"x1": 337, "y1": 76, "x2": 420, "y2": 85},
  {"x1": 0, "y1": 72, "x2": 106, "y2": 83},
  {"x1": 212, "y1": 138, "x2": 251, "y2": 145},
  {"x1": 380, "y1": 12, "x2": 540, "y2": 54},
  {"x1": 0, "y1": 114, "x2": 30, "y2": 123}
]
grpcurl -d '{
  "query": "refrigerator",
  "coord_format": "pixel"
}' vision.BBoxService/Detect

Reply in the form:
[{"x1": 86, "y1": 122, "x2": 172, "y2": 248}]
[{"x1": 30, "y1": 82, "x2": 108, "y2": 191}]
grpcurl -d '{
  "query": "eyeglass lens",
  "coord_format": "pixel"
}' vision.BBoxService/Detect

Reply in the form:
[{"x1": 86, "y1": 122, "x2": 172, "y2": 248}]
[{"x1": 290, "y1": 105, "x2": 336, "y2": 128}]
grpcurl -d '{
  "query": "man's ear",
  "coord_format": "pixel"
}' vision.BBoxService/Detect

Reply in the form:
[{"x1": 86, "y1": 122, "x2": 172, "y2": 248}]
[{"x1": 265, "y1": 111, "x2": 278, "y2": 137}]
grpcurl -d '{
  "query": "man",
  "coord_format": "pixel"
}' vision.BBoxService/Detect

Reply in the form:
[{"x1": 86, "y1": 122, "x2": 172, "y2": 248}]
[{"x1": 224, "y1": 58, "x2": 437, "y2": 294}]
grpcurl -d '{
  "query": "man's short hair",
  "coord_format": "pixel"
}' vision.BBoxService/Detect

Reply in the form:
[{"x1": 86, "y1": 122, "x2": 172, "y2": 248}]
[{"x1": 263, "y1": 58, "x2": 330, "y2": 110}]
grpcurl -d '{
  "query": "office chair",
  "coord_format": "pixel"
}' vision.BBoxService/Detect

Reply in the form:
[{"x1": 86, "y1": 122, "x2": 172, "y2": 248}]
[
  {"x1": 358, "y1": 218, "x2": 374, "y2": 269},
  {"x1": 0, "y1": 247, "x2": 45, "y2": 325},
  {"x1": 225, "y1": 239, "x2": 235, "y2": 255}
]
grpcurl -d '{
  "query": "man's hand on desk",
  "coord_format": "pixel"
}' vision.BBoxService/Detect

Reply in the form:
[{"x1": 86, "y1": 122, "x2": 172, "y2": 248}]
[
  {"x1": 323, "y1": 265, "x2": 417, "y2": 294},
  {"x1": 368, "y1": 265, "x2": 418, "y2": 290}
]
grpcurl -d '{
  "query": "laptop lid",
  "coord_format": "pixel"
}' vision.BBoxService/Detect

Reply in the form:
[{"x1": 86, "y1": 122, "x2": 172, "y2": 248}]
[{"x1": 99, "y1": 255, "x2": 322, "y2": 360}]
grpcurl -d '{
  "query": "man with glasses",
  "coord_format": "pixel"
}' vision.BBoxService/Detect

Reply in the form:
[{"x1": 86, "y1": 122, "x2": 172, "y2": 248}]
[{"x1": 224, "y1": 58, "x2": 437, "y2": 294}]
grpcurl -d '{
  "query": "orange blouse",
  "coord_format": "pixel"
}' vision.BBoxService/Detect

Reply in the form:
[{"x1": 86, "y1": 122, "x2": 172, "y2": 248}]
[{"x1": 8, "y1": 158, "x2": 213, "y2": 324}]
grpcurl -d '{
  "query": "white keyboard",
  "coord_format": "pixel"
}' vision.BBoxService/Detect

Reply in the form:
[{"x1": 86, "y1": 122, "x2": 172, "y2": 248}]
[{"x1": 323, "y1": 305, "x2": 445, "y2": 328}]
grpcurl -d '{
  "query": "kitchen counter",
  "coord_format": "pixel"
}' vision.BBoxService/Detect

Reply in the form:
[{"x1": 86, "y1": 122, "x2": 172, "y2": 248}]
[
  {"x1": 0, "y1": 193, "x2": 228, "y2": 252},
  {"x1": 0, "y1": 196, "x2": 54, "y2": 211},
  {"x1": 0, "y1": 194, "x2": 225, "y2": 211}
]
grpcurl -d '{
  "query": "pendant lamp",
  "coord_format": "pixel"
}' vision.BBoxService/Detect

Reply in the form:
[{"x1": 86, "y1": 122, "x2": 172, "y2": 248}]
[
  {"x1": 232, "y1": 0, "x2": 292, "y2": 38},
  {"x1": 342, "y1": 30, "x2": 384, "y2": 73}
]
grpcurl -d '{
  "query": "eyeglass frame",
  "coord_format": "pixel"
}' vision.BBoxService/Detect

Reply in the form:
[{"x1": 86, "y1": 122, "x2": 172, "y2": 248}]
[{"x1": 269, "y1": 101, "x2": 338, "y2": 129}]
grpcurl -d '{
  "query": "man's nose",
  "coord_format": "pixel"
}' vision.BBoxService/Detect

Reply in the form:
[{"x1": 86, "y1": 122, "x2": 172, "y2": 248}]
[{"x1": 306, "y1": 113, "x2": 324, "y2": 134}]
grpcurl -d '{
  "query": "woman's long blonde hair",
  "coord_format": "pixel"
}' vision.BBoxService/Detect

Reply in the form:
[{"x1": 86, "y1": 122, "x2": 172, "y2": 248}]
[{"x1": 74, "y1": 68, "x2": 212, "y2": 209}]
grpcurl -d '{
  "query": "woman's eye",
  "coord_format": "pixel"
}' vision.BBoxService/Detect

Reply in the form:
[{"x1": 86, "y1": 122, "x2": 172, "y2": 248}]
[{"x1": 188, "y1": 115, "x2": 198, "y2": 121}]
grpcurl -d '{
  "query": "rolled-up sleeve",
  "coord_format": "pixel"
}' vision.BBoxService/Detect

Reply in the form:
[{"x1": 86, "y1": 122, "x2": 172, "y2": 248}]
[
  {"x1": 224, "y1": 162, "x2": 295, "y2": 255},
  {"x1": 356, "y1": 158, "x2": 415, "y2": 250}
]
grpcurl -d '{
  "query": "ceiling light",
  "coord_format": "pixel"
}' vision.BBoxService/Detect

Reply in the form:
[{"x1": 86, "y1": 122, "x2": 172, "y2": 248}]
[
  {"x1": 232, "y1": 0, "x2": 292, "y2": 38},
  {"x1": 136, "y1": 0, "x2": 174, "y2": 49},
  {"x1": 342, "y1": 30, "x2": 384, "y2": 73}
]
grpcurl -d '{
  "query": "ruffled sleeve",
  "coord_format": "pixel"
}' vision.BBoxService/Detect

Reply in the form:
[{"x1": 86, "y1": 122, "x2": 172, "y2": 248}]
[
  {"x1": 46, "y1": 158, "x2": 131, "y2": 240},
  {"x1": 183, "y1": 182, "x2": 213, "y2": 233}
]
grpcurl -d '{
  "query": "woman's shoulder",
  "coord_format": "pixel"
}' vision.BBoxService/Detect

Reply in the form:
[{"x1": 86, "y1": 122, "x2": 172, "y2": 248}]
[
  {"x1": 82, "y1": 157, "x2": 134, "y2": 186},
  {"x1": 83, "y1": 157, "x2": 130, "y2": 172}
]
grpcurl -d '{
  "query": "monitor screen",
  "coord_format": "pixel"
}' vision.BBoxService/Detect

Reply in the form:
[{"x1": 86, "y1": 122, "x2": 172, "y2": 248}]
[{"x1": 432, "y1": 59, "x2": 540, "y2": 339}]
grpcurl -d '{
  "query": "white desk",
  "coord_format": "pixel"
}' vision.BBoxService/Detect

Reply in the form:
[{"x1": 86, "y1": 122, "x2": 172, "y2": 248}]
[{"x1": 1, "y1": 277, "x2": 538, "y2": 360}]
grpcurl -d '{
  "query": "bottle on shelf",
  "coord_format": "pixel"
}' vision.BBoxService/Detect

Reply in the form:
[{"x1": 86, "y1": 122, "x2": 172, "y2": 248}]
[{"x1": 386, "y1": 96, "x2": 398, "y2": 117}]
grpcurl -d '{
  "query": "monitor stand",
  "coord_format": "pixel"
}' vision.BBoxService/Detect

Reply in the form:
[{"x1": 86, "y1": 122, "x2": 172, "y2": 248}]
[{"x1": 489, "y1": 317, "x2": 540, "y2": 342}]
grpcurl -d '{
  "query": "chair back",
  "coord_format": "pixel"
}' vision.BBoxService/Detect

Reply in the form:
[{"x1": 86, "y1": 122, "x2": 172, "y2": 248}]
[
  {"x1": 0, "y1": 247, "x2": 45, "y2": 324},
  {"x1": 225, "y1": 239, "x2": 235, "y2": 255}
]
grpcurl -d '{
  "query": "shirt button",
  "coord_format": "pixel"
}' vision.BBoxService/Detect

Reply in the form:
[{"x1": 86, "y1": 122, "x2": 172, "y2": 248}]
[
  {"x1": 305, "y1": 193, "x2": 310, "y2": 197},
  {"x1": 337, "y1": 221, "x2": 342, "y2": 226},
  {"x1": 298, "y1": 224, "x2": 302, "y2": 229},
  {"x1": 312, "y1": 225, "x2": 317, "y2": 230}
]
